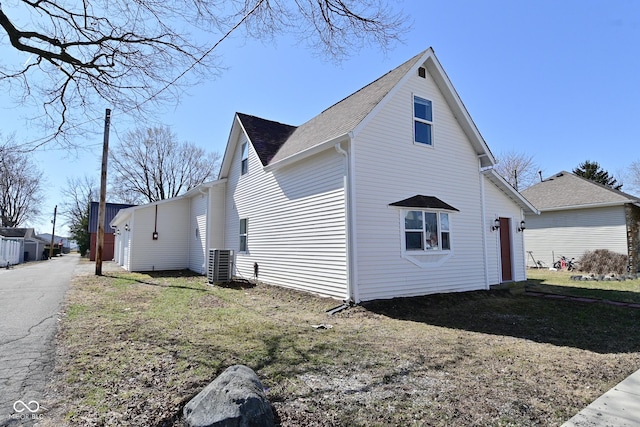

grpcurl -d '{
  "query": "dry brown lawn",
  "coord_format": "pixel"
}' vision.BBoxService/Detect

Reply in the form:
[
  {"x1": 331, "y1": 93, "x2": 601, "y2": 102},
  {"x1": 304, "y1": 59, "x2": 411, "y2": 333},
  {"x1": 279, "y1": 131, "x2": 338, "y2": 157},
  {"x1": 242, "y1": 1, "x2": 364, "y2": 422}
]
[{"x1": 39, "y1": 265, "x2": 640, "y2": 426}]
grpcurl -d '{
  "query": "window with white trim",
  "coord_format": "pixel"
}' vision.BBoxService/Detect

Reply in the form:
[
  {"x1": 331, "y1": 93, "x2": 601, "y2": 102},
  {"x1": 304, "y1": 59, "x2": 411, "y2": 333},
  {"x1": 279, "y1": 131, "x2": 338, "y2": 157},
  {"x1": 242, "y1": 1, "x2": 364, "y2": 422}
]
[
  {"x1": 239, "y1": 218, "x2": 248, "y2": 252},
  {"x1": 240, "y1": 142, "x2": 248, "y2": 175},
  {"x1": 413, "y1": 96, "x2": 433, "y2": 146},
  {"x1": 404, "y1": 210, "x2": 450, "y2": 251}
]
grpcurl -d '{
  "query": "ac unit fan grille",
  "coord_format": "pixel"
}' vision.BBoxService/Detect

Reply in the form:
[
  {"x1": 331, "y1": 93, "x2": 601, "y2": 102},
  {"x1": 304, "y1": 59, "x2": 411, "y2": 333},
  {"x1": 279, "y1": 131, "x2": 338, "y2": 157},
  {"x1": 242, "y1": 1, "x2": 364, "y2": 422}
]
[{"x1": 208, "y1": 249, "x2": 233, "y2": 283}]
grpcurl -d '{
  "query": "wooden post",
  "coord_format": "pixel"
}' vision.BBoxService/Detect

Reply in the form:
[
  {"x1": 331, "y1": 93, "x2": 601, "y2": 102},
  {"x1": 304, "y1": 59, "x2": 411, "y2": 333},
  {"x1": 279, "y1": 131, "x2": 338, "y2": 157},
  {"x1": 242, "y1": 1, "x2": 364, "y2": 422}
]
[
  {"x1": 49, "y1": 205, "x2": 57, "y2": 259},
  {"x1": 95, "y1": 108, "x2": 111, "y2": 276}
]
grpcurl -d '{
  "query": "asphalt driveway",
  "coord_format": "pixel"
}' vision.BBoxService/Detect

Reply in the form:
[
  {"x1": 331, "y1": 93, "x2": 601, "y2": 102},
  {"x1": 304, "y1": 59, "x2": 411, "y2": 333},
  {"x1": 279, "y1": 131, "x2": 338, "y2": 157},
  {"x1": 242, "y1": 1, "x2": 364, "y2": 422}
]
[{"x1": 0, "y1": 254, "x2": 79, "y2": 426}]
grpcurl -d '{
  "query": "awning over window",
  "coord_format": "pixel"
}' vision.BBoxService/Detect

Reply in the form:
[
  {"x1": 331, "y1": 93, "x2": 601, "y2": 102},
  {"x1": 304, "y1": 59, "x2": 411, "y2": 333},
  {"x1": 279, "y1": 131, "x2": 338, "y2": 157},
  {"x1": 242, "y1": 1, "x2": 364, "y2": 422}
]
[{"x1": 389, "y1": 195, "x2": 459, "y2": 211}]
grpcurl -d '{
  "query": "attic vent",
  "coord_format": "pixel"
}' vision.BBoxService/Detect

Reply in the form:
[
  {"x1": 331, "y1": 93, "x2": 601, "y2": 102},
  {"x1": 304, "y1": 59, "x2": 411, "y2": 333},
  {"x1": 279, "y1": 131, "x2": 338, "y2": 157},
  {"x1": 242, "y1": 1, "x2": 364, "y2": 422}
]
[
  {"x1": 208, "y1": 249, "x2": 233, "y2": 283},
  {"x1": 418, "y1": 67, "x2": 426, "y2": 78}
]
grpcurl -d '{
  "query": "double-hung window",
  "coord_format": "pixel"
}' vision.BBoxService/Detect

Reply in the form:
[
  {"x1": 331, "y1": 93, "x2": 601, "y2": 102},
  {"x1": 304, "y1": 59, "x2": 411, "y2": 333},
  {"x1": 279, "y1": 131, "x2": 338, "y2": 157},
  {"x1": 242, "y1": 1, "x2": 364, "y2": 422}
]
[
  {"x1": 413, "y1": 96, "x2": 433, "y2": 146},
  {"x1": 404, "y1": 210, "x2": 450, "y2": 251},
  {"x1": 239, "y1": 218, "x2": 248, "y2": 252},
  {"x1": 240, "y1": 142, "x2": 248, "y2": 175}
]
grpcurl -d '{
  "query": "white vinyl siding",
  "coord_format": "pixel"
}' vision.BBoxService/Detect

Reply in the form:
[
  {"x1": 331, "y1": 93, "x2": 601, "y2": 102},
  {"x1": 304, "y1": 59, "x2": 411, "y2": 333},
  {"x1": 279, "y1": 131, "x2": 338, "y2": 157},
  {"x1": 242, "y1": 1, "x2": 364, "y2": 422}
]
[
  {"x1": 224, "y1": 136, "x2": 347, "y2": 299},
  {"x1": 483, "y1": 174, "x2": 527, "y2": 284},
  {"x1": 128, "y1": 200, "x2": 190, "y2": 272},
  {"x1": 352, "y1": 66, "x2": 488, "y2": 301},
  {"x1": 207, "y1": 182, "x2": 226, "y2": 250},
  {"x1": 112, "y1": 213, "x2": 132, "y2": 270},
  {"x1": 524, "y1": 206, "x2": 628, "y2": 268},
  {"x1": 111, "y1": 182, "x2": 226, "y2": 274},
  {"x1": 189, "y1": 193, "x2": 208, "y2": 274}
]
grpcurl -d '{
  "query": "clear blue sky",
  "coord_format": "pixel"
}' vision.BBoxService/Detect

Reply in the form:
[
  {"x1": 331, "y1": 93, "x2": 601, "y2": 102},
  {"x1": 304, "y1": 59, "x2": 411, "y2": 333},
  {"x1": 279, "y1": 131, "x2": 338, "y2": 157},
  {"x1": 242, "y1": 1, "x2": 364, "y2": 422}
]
[{"x1": 2, "y1": 0, "x2": 639, "y2": 235}]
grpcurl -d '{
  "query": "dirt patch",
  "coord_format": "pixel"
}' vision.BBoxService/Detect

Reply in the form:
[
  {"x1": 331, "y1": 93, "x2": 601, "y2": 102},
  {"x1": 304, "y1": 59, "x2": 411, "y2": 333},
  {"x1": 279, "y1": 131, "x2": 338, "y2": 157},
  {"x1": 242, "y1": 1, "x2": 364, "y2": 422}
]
[{"x1": 40, "y1": 273, "x2": 640, "y2": 426}]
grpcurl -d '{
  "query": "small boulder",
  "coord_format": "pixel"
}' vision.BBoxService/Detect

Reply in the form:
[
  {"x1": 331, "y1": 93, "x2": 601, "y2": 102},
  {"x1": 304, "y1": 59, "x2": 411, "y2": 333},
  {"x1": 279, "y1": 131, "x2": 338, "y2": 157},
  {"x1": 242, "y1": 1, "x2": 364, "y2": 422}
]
[{"x1": 183, "y1": 365, "x2": 274, "y2": 427}]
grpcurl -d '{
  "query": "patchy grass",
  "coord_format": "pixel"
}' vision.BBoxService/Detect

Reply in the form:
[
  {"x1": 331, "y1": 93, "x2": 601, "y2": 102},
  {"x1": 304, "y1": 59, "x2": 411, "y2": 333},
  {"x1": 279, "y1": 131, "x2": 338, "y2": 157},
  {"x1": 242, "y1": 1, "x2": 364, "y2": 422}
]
[
  {"x1": 41, "y1": 266, "x2": 640, "y2": 426},
  {"x1": 526, "y1": 268, "x2": 640, "y2": 304}
]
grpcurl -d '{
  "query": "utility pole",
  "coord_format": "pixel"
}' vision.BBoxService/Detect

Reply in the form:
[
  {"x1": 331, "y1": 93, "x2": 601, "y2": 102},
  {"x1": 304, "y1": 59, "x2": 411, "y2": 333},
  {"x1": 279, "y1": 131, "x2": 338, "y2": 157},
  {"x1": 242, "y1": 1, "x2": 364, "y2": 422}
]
[
  {"x1": 95, "y1": 108, "x2": 111, "y2": 276},
  {"x1": 49, "y1": 205, "x2": 57, "y2": 259}
]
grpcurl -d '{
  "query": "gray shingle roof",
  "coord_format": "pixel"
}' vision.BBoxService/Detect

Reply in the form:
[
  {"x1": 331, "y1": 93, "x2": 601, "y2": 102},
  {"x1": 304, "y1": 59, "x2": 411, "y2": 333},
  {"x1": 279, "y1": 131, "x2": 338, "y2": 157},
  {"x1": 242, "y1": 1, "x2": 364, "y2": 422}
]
[
  {"x1": 389, "y1": 195, "x2": 459, "y2": 211},
  {"x1": 268, "y1": 50, "x2": 429, "y2": 164},
  {"x1": 236, "y1": 113, "x2": 297, "y2": 165},
  {"x1": 520, "y1": 171, "x2": 640, "y2": 210},
  {"x1": 0, "y1": 227, "x2": 32, "y2": 238}
]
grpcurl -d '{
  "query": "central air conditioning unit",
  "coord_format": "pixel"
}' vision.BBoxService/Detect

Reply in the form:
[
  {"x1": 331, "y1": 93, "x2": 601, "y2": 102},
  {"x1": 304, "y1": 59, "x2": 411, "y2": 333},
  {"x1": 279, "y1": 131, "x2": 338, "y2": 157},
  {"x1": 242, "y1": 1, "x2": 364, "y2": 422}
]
[{"x1": 208, "y1": 249, "x2": 233, "y2": 283}]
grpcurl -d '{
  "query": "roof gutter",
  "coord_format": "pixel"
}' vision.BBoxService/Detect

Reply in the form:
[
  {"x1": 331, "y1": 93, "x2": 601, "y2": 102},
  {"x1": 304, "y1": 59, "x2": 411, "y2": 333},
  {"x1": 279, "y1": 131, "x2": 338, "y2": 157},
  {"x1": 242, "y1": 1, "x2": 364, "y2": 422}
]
[{"x1": 538, "y1": 200, "x2": 637, "y2": 212}]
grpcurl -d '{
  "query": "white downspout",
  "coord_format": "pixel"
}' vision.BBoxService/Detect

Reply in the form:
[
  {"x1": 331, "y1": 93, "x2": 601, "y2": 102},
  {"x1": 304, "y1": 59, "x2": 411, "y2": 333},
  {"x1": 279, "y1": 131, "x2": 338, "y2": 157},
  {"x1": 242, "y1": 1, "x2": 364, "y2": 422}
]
[
  {"x1": 480, "y1": 166, "x2": 490, "y2": 289},
  {"x1": 200, "y1": 188, "x2": 209, "y2": 275},
  {"x1": 335, "y1": 141, "x2": 355, "y2": 303}
]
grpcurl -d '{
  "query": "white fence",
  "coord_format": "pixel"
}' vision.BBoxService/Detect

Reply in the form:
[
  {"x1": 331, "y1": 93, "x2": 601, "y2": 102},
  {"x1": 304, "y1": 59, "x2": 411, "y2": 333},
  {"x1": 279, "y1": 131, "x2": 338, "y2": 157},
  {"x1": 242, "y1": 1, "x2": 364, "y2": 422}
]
[{"x1": 0, "y1": 237, "x2": 21, "y2": 267}]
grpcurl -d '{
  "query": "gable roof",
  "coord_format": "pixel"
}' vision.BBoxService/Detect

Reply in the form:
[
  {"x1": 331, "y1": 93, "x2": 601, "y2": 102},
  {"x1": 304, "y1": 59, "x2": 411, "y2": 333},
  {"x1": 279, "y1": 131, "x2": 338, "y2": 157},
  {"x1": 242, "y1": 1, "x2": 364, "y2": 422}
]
[
  {"x1": 236, "y1": 113, "x2": 297, "y2": 165},
  {"x1": 220, "y1": 47, "x2": 497, "y2": 177},
  {"x1": 0, "y1": 227, "x2": 33, "y2": 238},
  {"x1": 268, "y1": 50, "x2": 429, "y2": 165},
  {"x1": 521, "y1": 171, "x2": 640, "y2": 211},
  {"x1": 482, "y1": 169, "x2": 539, "y2": 214}
]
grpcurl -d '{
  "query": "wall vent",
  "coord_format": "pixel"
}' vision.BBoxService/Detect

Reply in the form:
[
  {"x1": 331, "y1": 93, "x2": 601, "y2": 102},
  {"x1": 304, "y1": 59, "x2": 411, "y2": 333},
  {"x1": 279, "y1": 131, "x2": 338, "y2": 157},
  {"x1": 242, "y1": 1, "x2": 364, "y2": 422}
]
[
  {"x1": 418, "y1": 67, "x2": 426, "y2": 78},
  {"x1": 208, "y1": 249, "x2": 234, "y2": 283}
]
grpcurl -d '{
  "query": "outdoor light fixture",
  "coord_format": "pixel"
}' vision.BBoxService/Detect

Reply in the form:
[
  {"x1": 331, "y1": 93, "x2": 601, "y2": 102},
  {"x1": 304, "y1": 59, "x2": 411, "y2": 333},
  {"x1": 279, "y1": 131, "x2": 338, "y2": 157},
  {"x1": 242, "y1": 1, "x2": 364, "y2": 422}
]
[
  {"x1": 152, "y1": 205, "x2": 159, "y2": 240},
  {"x1": 124, "y1": 224, "x2": 130, "y2": 231},
  {"x1": 491, "y1": 218, "x2": 500, "y2": 231},
  {"x1": 517, "y1": 220, "x2": 526, "y2": 232}
]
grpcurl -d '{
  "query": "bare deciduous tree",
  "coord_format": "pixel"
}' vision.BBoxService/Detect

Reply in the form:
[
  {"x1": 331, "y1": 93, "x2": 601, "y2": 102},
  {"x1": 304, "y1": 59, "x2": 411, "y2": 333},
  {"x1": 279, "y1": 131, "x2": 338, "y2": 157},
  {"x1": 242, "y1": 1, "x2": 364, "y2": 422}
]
[
  {"x1": 0, "y1": 0, "x2": 406, "y2": 147},
  {"x1": 0, "y1": 136, "x2": 43, "y2": 226},
  {"x1": 494, "y1": 150, "x2": 540, "y2": 191},
  {"x1": 109, "y1": 126, "x2": 220, "y2": 204},
  {"x1": 624, "y1": 161, "x2": 640, "y2": 196}
]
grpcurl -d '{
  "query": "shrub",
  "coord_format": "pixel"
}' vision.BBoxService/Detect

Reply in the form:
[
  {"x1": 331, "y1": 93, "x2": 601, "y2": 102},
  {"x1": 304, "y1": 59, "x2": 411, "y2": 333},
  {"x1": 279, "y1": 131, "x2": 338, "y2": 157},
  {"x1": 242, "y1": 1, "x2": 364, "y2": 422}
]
[{"x1": 578, "y1": 249, "x2": 628, "y2": 275}]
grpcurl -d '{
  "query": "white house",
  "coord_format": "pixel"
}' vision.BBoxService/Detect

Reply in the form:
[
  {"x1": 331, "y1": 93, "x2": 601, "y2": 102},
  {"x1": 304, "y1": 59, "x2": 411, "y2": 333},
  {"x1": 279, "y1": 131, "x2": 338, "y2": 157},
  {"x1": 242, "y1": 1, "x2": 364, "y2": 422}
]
[
  {"x1": 111, "y1": 182, "x2": 226, "y2": 274},
  {"x1": 0, "y1": 236, "x2": 21, "y2": 267},
  {"x1": 0, "y1": 227, "x2": 46, "y2": 264},
  {"x1": 521, "y1": 171, "x2": 640, "y2": 271},
  {"x1": 111, "y1": 47, "x2": 537, "y2": 302}
]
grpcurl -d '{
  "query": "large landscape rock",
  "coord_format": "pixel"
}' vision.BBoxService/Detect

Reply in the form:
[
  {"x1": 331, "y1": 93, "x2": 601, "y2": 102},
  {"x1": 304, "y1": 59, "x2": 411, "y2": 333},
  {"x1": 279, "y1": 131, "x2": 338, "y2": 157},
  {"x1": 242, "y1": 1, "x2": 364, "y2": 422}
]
[{"x1": 183, "y1": 365, "x2": 274, "y2": 427}]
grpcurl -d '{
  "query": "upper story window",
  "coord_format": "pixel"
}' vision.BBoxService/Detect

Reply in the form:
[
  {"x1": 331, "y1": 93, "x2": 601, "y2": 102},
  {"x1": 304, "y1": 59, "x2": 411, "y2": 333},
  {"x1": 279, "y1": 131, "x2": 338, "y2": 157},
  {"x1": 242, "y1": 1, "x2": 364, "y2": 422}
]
[
  {"x1": 413, "y1": 96, "x2": 433, "y2": 146},
  {"x1": 240, "y1": 142, "x2": 248, "y2": 175},
  {"x1": 404, "y1": 210, "x2": 450, "y2": 251}
]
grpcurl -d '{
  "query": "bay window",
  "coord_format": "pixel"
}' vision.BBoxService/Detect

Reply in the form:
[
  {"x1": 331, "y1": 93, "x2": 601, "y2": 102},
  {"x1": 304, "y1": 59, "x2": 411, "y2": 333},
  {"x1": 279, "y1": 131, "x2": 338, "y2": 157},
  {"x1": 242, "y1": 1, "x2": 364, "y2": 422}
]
[{"x1": 404, "y1": 210, "x2": 450, "y2": 251}]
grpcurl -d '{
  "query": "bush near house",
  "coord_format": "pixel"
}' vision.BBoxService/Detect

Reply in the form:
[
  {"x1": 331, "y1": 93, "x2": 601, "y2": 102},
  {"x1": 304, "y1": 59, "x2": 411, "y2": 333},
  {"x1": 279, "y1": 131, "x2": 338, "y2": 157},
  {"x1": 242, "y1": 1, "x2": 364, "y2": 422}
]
[{"x1": 579, "y1": 249, "x2": 629, "y2": 275}]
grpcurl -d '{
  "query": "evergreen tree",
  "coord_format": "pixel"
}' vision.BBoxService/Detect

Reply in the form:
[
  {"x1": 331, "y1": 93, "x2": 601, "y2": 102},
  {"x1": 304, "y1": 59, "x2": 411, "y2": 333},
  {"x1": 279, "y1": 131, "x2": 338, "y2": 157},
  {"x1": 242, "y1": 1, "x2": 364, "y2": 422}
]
[
  {"x1": 60, "y1": 176, "x2": 96, "y2": 257},
  {"x1": 573, "y1": 160, "x2": 622, "y2": 190},
  {"x1": 69, "y1": 205, "x2": 91, "y2": 257}
]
